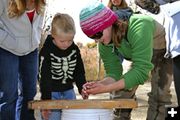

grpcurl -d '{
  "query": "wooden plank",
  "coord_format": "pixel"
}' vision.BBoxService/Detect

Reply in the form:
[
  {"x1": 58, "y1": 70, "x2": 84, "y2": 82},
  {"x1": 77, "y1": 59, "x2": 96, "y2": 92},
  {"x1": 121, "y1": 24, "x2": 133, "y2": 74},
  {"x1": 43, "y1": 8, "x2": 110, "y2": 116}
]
[{"x1": 28, "y1": 99, "x2": 137, "y2": 110}]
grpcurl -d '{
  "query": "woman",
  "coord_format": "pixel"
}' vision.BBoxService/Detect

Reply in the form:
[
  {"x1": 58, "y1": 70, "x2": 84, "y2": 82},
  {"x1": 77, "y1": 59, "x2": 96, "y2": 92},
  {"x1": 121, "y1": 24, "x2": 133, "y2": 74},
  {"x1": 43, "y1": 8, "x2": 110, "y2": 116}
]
[
  {"x1": 108, "y1": 0, "x2": 128, "y2": 10},
  {"x1": 80, "y1": 1, "x2": 154, "y2": 120},
  {"x1": 0, "y1": 0, "x2": 45, "y2": 120},
  {"x1": 80, "y1": 1, "x2": 171, "y2": 120}
]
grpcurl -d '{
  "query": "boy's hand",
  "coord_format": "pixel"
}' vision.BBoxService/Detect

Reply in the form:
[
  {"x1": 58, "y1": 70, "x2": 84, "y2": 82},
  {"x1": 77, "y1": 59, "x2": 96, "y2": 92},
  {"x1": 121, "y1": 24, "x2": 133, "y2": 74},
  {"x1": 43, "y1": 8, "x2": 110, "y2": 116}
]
[
  {"x1": 81, "y1": 90, "x2": 89, "y2": 99},
  {"x1": 81, "y1": 82, "x2": 95, "y2": 99}
]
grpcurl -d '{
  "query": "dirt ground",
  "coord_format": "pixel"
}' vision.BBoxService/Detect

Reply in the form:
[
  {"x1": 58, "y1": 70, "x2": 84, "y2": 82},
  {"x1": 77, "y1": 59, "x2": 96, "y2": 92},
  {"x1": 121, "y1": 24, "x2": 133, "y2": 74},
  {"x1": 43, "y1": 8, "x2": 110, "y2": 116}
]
[{"x1": 34, "y1": 81, "x2": 177, "y2": 120}]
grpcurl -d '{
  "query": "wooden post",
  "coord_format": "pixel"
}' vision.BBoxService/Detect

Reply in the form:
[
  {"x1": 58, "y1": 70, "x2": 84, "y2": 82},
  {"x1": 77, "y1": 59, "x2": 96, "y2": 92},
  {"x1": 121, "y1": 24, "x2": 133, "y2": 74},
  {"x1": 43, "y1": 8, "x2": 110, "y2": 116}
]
[{"x1": 28, "y1": 99, "x2": 137, "y2": 110}]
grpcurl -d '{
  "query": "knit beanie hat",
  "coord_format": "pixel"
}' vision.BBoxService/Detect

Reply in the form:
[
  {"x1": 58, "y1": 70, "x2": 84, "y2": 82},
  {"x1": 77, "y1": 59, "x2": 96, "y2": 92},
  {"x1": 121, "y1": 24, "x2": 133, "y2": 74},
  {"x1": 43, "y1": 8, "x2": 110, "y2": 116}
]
[{"x1": 80, "y1": 1, "x2": 118, "y2": 37}]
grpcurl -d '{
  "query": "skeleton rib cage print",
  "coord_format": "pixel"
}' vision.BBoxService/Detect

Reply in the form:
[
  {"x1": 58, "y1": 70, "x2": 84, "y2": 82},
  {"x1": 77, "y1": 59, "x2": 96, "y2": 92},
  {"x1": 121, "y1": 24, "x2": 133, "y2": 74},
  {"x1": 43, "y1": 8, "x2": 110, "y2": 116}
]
[{"x1": 39, "y1": 50, "x2": 77, "y2": 84}]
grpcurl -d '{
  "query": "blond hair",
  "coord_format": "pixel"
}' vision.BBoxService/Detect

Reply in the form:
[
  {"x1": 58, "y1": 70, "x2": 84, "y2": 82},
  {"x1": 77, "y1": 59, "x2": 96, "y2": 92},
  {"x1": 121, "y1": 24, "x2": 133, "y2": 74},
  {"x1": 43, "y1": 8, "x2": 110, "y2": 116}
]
[
  {"x1": 51, "y1": 13, "x2": 76, "y2": 36},
  {"x1": 8, "y1": 0, "x2": 46, "y2": 18},
  {"x1": 108, "y1": 0, "x2": 128, "y2": 9}
]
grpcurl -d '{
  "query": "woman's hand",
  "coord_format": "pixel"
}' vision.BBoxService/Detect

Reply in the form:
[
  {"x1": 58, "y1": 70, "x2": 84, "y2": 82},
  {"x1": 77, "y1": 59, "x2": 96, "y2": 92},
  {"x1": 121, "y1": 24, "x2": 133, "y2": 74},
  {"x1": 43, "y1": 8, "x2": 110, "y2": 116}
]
[
  {"x1": 82, "y1": 77, "x2": 125, "y2": 95},
  {"x1": 81, "y1": 90, "x2": 89, "y2": 99},
  {"x1": 84, "y1": 82, "x2": 107, "y2": 94},
  {"x1": 81, "y1": 82, "x2": 96, "y2": 99},
  {"x1": 82, "y1": 81, "x2": 107, "y2": 95}
]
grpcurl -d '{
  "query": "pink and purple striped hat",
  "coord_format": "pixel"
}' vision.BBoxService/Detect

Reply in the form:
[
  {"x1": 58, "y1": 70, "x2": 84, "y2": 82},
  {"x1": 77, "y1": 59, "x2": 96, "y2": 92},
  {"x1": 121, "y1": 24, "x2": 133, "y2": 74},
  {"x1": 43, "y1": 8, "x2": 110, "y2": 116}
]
[{"x1": 79, "y1": 1, "x2": 118, "y2": 37}]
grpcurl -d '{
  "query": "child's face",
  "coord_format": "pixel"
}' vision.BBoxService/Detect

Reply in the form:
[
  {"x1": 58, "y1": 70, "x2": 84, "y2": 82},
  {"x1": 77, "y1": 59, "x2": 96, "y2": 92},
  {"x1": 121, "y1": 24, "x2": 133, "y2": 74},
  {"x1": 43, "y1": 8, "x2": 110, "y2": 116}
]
[
  {"x1": 111, "y1": 0, "x2": 122, "y2": 6},
  {"x1": 52, "y1": 32, "x2": 74, "y2": 50},
  {"x1": 93, "y1": 25, "x2": 112, "y2": 45}
]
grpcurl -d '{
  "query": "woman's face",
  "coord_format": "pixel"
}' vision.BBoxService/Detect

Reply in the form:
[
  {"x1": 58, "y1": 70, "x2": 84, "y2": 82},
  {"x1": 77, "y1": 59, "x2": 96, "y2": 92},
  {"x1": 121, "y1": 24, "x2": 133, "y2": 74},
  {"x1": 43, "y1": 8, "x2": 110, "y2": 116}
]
[
  {"x1": 94, "y1": 26, "x2": 112, "y2": 45},
  {"x1": 111, "y1": 0, "x2": 122, "y2": 6}
]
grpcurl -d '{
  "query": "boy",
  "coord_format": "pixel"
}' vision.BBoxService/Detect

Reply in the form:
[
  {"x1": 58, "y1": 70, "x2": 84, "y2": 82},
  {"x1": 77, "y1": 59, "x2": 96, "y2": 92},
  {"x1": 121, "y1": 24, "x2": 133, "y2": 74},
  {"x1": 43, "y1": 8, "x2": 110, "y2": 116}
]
[{"x1": 39, "y1": 13, "x2": 87, "y2": 120}]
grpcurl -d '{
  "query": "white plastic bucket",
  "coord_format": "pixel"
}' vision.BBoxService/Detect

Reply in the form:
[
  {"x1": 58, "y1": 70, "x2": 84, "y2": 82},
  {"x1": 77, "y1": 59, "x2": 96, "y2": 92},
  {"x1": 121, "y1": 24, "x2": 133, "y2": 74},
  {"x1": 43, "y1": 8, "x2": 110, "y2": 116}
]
[{"x1": 61, "y1": 109, "x2": 113, "y2": 120}]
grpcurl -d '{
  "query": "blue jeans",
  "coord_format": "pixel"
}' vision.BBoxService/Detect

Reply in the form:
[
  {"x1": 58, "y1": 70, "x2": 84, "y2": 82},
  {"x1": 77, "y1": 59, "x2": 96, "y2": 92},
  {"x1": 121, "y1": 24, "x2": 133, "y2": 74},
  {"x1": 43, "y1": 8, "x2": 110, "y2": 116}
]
[
  {"x1": 0, "y1": 48, "x2": 38, "y2": 120},
  {"x1": 173, "y1": 55, "x2": 180, "y2": 105},
  {"x1": 45, "y1": 89, "x2": 76, "y2": 120},
  {"x1": 16, "y1": 79, "x2": 23, "y2": 120}
]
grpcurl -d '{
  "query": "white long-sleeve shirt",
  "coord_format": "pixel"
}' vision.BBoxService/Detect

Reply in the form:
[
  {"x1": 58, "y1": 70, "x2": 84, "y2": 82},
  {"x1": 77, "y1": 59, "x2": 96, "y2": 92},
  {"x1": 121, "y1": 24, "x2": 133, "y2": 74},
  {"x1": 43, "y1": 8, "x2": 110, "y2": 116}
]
[{"x1": 160, "y1": 1, "x2": 180, "y2": 58}]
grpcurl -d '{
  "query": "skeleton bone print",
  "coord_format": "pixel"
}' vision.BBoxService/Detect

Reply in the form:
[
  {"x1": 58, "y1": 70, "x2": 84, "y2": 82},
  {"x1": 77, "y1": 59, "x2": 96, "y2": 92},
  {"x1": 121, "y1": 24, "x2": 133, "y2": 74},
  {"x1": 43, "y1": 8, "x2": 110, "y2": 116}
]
[{"x1": 50, "y1": 50, "x2": 77, "y2": 84}]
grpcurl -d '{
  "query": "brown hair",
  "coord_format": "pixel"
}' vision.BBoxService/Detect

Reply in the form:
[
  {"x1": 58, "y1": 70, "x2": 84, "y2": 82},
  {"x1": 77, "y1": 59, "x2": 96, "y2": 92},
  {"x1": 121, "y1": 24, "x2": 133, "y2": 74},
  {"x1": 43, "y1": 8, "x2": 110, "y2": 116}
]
[
  {"x1": 51, "y1": 13, "x2": 76, "y2": 36},
  {"x1": 111, "y1": 19, "x2": 128, "y2": 47},
  {"x1": 107, "y1": 0, "x2": 129, "y2": 47},
  {"x1": 107, "y1": 0, "x2": 128, "y2": 9},
  {"x1": 8, "y1": 0, "x2": 46, "y2": 18}
]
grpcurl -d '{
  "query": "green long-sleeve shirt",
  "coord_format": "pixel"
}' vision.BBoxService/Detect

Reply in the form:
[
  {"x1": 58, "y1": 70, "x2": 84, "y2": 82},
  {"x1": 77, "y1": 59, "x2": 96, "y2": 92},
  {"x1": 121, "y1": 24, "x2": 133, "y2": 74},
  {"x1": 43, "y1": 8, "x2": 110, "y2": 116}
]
[{"x1": 99, "y1": 14, "x2": 155, "y2": 89}]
